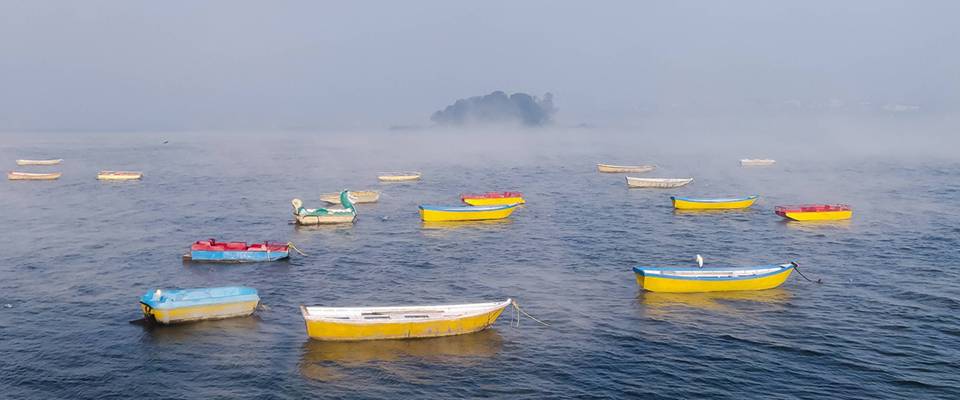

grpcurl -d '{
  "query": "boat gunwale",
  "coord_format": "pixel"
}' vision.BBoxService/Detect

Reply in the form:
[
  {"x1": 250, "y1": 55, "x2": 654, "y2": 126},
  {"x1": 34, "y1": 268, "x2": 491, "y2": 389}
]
[
  {"x1": 774, "y1": 204, "x2": 851, "y2": 213},
  {"x1": 671, "y1": 195, "x2": 758, "y2": 203},
  {"x1": 300, "y1": 299, "x2": 512, "y2": 324},
  {"x1": 633, "y1": 263, "x2": 794, "y2": 281}
]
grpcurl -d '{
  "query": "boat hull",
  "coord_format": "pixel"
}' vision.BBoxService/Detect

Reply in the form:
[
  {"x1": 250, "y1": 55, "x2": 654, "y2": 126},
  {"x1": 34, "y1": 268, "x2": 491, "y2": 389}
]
[
  {"x1": 597, "y1": 164, "x2": 655, "y2": 173},
  {"x1": 301, "y1": 304, "x2": 508, "y2": 341},
  {"x1": 189, "y1": 250, "x2": 289, "y2": 262},
  {"x1": 139, "y1": 287, "x2": 260, "y2": 324},
  {"x1": 779, "y1": 210, "x2": 852, "y2": 221},
  {"x1": 672, "y1": 196, "x2": 758, "y2": 210},
  {"x1": 16, "y1": 159, "x2": 62, "y2": 166},
  {"x1": 378, "y1": 173, "x2": 421, "y2": 182},
  {"x1": 97, "y1": 171, "x2": 142, "y2": 180},
  {"x1": 295, "y1": 213, "x2": 357, "y2": 225},
  {"x1": 740, "y1": 159, "x2": 776, "y2": 166},
  {"x1": 462, "y1": 197, "x2": 525, "y2": 206},
  {"x1": 8, "y1": 172, "x2": 61, "y2": 180},
  {"x1": 626, "y1": 177, "x2": 693, "y2": 189},
  {"x1": 634, "y1": 265, "x2": 794, "y2": 293},
  {"x1": 321, "y1": 191, "x2": 380, "y2": 204},
  {"x1": 141, "y1": 300, "x2": 259, "y2": 324},
  {"x1": 419, "y1": 205, "x2": 517, "y2": 222}
]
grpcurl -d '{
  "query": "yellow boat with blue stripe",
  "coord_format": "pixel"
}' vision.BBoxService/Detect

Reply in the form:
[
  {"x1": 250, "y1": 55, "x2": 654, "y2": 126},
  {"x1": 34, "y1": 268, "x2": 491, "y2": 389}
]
[
  {"x1": 139, "y1": 286, "x2": 260, "y2": 324},
  {"x1": 300, "y1": 299, "x2": 512, "y2": 341},
  {"x1": 671, "y1": 195, "x2": 758, "y2": 210},
  {"x1": 633, "y1": 262, "x2": 796, "y2": 293},
  {"x1": 419, "y1": 203, "x2": 519, "y2": 222}
]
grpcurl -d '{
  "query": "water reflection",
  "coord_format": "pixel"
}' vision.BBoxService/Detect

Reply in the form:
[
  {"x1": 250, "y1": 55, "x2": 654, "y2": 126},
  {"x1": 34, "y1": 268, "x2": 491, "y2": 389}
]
[
  {"x1": 639, "y1": 288, "x2": 792, "y2": 318},
  {"x1": 298, "y1": 330, "x2": 504, "y2": 382},
  {"x1": 420, "y1": 219, "x2": 514, "y2": 231},
  {"x1": 782, "y1": 219, "x2": 853, "y2": 231},
  {"x1": 137, "y1": 316, "x2": 262, "y2": 344}
]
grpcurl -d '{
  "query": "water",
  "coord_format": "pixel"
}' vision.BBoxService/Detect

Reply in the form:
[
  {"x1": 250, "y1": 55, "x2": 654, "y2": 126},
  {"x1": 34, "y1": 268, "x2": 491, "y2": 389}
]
[{"x1": 1, "y1": 130, "x2": 958, "y2": 399}]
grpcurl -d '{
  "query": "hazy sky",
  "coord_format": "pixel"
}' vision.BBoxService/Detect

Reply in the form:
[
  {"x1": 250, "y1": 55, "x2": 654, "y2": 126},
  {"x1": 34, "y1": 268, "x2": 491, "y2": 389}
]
[{"x1": 1, "y1": 1, "x2": 957, "y2": 131}]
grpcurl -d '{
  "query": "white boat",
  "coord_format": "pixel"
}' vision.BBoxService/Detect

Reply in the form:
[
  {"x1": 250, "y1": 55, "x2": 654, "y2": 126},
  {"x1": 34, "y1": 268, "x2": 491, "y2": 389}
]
[
  {"x1": 378, "y1": 172, "x2": 421, "y2": 182},
  {"x1": 300, "y1": 299, "x2": 512, "y2": 341},
  {"x1": 97, "y1": 171, "x2": 143, "y2": 180},
  {"x1": 16, "y1": 159, "x2": 62, "y2": 166},
  {"x1": 740, "y1": 159, "x2": 776, "y2": 166},
  {"x1": 626, "y1": 177, "x2": 693, "y2": 189},
  {"x1": 597, "y1": 163, "x2": 655, "y2": 173},
  {"x1": 8, "y1": 171, "x2": 61, "y2": 180}
]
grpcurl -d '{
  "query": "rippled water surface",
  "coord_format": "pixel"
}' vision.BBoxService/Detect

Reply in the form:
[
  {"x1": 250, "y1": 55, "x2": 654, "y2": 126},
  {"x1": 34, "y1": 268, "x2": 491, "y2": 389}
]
[{"x1": 1, "y1": 130, "x2": 958, "y2": 399}]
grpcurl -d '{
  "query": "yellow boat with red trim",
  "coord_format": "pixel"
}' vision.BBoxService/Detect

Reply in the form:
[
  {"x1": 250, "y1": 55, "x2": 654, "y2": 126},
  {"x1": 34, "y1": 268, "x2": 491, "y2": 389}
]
[
  {"x1": 776, "y1": 204, "x2": 852, "y2": 221},
  {"x1": 300, "y1": 299, "x2": 512, "y2": 341},
  {"x1": 460, "y1": 191, "x2": 525, "y2": 206}
]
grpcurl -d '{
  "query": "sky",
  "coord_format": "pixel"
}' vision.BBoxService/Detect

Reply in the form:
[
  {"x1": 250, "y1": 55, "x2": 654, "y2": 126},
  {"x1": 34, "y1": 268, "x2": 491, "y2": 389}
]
[{"x1": 0, "y1": 1, "x2": 957, "y2": 131}]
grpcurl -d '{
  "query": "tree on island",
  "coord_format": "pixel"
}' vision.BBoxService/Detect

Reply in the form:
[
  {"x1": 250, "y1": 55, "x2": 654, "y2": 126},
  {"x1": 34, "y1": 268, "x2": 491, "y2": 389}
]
[{"x1": 431, "y1": 91, "x2": 556, "y2": 127}]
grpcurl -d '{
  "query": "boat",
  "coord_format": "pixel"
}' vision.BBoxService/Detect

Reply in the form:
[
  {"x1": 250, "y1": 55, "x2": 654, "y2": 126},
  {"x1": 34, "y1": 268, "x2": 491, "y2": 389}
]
[
  {"x1": 633, "y1": 262, "x2": 797, "y2": 293},
  {"x1": 626, "y1": 177, "x2": 693, "y2": 189},
  {"x1": 139, "y1": 286, "x2": 260, "y2": 324},
  {"x1": 775, "y1": 204, "x2": 852, "y2": 221},
  {"x1": 292, "y1": 191, "x2": 357, "y2": 225},
  {"x1": 671, "y1": 195, "x2": 758, "y2": 210},
  {"x1": 460, "y1": 191, "x2": 525, "y2": 206},
  {"x1": 321, "y1": 190, "x2": 379, "y2": 204},
  {"x1": 183, "y1": 239, "x2": 289, "y2": 262},
  {"x1": 97, "y1": 170, "x2": 143, "y2": 180},
  {"x1": 16, "y1": 159, "x2": 62, "y2": 166},
  {"x1": 740, "y1": 159, "x2": 776, "y2": 166},
  {"x1": 597, "y1": 163, "x2": 655, "y2": 173},
  {"x1": 300, "y1": 299, "x2": 512, "y2": 341},
  {"x1": 378, "y1": 172, "x2": 421, "y2": 182},
  {"x1": 419, "y1": 204, "x2": 519, "y2": 222},
  {"x1": 7, "y1": 171, "x2": 61, "y2": 180}
]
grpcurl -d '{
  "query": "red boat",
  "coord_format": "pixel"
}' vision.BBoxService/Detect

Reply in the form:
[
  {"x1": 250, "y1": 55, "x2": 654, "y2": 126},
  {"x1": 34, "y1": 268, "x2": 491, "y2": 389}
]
[
  {"x1": 185, "y1": 239, "x2": 290, "y2": 262},
  {"x1": 460, "y1": 191, "x2": 525, "y2": 206},
  {"x1": 775, "y1": 204, "x2": 852, "y2": 221}
]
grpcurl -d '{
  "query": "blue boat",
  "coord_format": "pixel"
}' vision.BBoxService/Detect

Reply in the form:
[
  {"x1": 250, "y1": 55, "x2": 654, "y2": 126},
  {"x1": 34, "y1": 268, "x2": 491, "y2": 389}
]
[
  {"x1": 185, "y1": 239, "x2": 289, "y2": 262},
  {"x1": 139, "y1": 286, "x2": 260, "y2": 324}
]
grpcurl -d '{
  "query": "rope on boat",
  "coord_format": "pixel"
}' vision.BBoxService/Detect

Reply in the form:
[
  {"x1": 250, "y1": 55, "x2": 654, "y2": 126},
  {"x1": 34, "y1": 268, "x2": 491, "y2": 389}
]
[
  {"x1": 791, "y1": 261, "x2": 822, "y2": 284},
  {"x1": 511, "y1": 300, "x2": 550, "y2": 327},
  {"x1": 287, "y1": 242, "x2": 308, "y2": 256}
]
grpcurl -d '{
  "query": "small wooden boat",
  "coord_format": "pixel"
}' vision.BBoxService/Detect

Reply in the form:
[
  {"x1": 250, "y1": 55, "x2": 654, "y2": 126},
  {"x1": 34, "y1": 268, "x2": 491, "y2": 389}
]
[
  {"x1": 300, "y1": 299, "x2": 511, "y2": 341},
  {"x1": 633, "y1": 262, "x2": 796, "y2": 293},
  {"x1": 775, "y1": 204, "x2": 852, "y2": 221},
  {"x1": 419, "y1": 204, "x2": 519, "y2": 222},
  {"x1": 16, "y1": 159, "x2": 62, "y2": 166},
  {"x1": 97, "y1": 170, "x2": 143, "y2": 180},
  {"x1": 183, "y1": 239, "x2": 289, "y2": 262},
  {"x1": 139, "y1": 286, "x2": 260, "y2": 324},
  {"x1": 597, "y1": 163, "x2": 655, "y2": 173},
  {"x1": 321, "y1": 190, "x2": 379, "y2": 204},
  {"x1": 7, "y1": 171, "x2": 61, "y2": 180},
  {"x1": 460, "y1": 191, "x2": 525, "y2": 206},
  {"x1": 626, "y1": 177, "x2": 693, "y2": 189},
  {"x1": 671, "y1": 195, "x2": 758, "y2": 210},
  {"x1": 740, "y1": 159, "x2": 776, "y2": 166},
  {"x1": 292, "y1": 191, "x2": 357, "y2": 225},
  {"x1": 378, "y1": 172, "x2": 421, "y2": 182}
]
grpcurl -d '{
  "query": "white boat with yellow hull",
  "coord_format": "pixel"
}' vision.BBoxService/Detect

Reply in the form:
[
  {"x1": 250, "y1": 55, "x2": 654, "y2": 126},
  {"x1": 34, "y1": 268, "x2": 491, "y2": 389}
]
[
  {"x1": 300, "y1": 299, "x2": 511, "y2": 341},
  {"x1": 8, "y1": 171, "x2": 61, "y2": 180},
  {"x1": 740, "y1": 159, "x2": 776, "y2": 166},
  {"x1": 378, "y1": 172, "x2": 421, "y2": 182},
  {"x1": 597, "y1": 163, "x2": 655, "y2": 173},
  {"x1": 97, "y1": 171, "x2": 143, "y2": 180},
  {"x1": 321, "y1": 190, "x2": 379, "y2": 204}
]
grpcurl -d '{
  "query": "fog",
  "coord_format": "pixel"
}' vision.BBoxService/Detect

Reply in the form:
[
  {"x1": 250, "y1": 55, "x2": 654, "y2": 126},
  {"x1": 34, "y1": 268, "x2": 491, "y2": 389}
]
[{"x1": 1, "y1": 1, "x2": 958, "y2": 133}]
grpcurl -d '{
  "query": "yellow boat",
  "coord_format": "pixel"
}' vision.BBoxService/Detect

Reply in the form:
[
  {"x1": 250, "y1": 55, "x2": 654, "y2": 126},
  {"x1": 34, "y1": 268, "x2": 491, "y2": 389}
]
[
  {"x1": 671, "y1": 195, "x2": 758, "y2": 210},
  {"x1": 419, "y1": 204, "x2": 518, "y2": 222},
  {"x1": 320, "y1": 190, "x2": 379, "y2": 204},
  {"x1": 460, "y1": 191, "x2": 525, "y2": 206},
  {"x1": 775, "y1": 204, "x2": 852, "y2": 221},
  {"x1": 139, "y1": 287, "x2": 260, "y2": 324},
  {"x1": 7, "y1": 171, "x2": 61, "y2": 180},
  {"x1": 16, "y1": 159, "x2": 62, "y2": 166},
  {"x1": 597, "y1": 163, "x2": 655, "y2": 173},
  {"x1": 378, "y1": 172, "x2": 421, "y2": 182},
  {"x1": 300, "y1": 299, "x2": 512, "y2": 341},
  {"x1": 97, "y1": 171, "x2": 143, "y2": 180},
  {"x1": 633, "y1": 263, "x2": 796, "y2": 293}
]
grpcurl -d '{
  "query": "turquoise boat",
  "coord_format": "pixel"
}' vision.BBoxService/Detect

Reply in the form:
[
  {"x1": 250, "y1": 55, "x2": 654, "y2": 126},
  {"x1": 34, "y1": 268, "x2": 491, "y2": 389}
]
[{"x1": 139, "y1": 286, "x2": 260, "y2": 324}]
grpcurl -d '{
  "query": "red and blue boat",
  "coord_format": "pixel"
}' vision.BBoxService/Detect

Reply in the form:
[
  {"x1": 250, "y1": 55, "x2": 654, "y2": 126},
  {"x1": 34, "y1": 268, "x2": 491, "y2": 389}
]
[{"x1": 183, "y1": 239, "x2": 290, "y2": 262}]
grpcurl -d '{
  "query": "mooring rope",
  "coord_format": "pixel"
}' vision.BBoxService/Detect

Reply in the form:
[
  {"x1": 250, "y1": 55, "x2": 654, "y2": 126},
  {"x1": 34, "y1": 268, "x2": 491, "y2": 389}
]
[
  {"x1": 287, "y1": 242, "x2": 308, "y2": 256},
  {"x1": 791, "y1": 261, "x2": 822, "y2": 284},
  {"x1": 511, "y1": 300, "x2": 550, "y2": 327}
]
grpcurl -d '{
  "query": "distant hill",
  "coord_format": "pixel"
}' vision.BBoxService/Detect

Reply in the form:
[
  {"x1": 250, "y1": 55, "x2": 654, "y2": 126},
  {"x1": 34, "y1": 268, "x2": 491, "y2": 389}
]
[{"x1": 431, "y1": 91, "x2": 556, "y2": 127}]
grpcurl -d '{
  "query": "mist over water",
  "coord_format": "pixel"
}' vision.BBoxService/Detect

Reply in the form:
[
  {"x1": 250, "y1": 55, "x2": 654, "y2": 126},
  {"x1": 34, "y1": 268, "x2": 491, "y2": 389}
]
[{"x1": 1, "y1": 121, "x2": 958, "y2": 398}]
